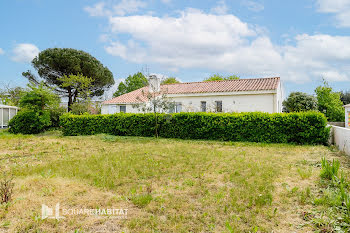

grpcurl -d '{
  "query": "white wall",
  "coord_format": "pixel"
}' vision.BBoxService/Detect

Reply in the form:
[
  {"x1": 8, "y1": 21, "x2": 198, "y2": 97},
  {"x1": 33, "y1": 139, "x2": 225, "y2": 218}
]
[
  {"x1": 345, "y1": 106, "x2": 350, "y2": 128},
  {"x1": 330, "y1": 125, "x2": 350, "y2": 156},
  {"x1": 102, "y1": 91, "x2": 279, "y2": 114}
]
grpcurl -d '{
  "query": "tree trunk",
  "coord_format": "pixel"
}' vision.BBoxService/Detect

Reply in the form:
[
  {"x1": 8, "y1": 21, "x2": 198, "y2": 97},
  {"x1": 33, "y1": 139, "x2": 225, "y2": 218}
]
[{"x1": 68, "y1": 88, "x2": 72, "y2": 112}]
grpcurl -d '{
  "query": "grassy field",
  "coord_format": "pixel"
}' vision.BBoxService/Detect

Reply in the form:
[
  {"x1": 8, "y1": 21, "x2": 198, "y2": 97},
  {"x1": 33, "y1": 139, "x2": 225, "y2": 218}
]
[{"x1": 0, "y1": 130, "x2": 348, "y2": 232}]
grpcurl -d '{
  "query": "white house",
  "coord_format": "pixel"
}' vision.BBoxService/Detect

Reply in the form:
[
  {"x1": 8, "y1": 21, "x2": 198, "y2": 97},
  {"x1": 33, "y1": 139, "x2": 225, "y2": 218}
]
[{"x1": 101, "y1": 76, "x2": 283, "y2": 114}]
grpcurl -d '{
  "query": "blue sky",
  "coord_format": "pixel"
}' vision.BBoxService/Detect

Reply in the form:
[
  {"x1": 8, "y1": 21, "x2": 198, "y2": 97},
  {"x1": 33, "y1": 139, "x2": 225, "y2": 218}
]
[{"x1": 1, "y1": 0, "x2": 350, "y2": 98}]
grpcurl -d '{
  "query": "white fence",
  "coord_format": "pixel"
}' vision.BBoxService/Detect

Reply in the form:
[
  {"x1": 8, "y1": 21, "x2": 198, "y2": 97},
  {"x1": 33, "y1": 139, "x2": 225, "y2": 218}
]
[{"x1": 329, "y1": 125, "x2": 350, "y2": 155}]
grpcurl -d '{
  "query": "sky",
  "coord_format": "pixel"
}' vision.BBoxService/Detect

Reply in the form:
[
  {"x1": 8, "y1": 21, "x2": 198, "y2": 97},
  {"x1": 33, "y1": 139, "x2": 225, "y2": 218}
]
[{"x1": 1, "y1": 0, "x2": 350, "y2": 98}]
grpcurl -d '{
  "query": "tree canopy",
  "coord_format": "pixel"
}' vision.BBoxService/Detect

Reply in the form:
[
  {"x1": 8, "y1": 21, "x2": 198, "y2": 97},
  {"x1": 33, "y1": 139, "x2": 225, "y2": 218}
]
[
  {"x1": 282, "y1": 92, "x2": 318, "y2": 112},
  {"x1": 113, "y1": 72, "x2": 148, "y2": 97},
  {"x1": 203, "y1": 74, "x2": 240, "y2": 82},
  {"x1": 23, "y1": 48, "x2": 114, "y2": 111},
  {"x1": 161, "y1": 77, "x2": 180, "y2": 84},
  {"x1": 340, "y1": 91, "x2": 350, "y2": 105},
  {"x1": 19, "y1": 82, "x2": 60, "y2": 111},
  {"x1": 0, "y1": 86, "x2": 24, "y2": 106},
  {"x1": 315, "y1": 81, "x2": 344, "y2": 122}
]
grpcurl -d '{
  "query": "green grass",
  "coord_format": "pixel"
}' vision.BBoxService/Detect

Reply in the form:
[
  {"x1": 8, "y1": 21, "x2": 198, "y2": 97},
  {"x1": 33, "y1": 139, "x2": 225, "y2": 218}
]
[{"x1": 0, "y1": 131, "x2": 341, "y2": 232}]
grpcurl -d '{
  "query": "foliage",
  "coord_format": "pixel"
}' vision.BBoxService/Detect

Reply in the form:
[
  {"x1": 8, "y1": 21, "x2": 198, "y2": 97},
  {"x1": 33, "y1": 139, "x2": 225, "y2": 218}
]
[
  {"x1": 60, "y1": 111, "x2": 330, "y2": 144},
  {"x1": 133, "y1": 86, "x2": 175, "y2": 137},
  {"x1": 161, "y1": 77, "x2": 180, "y2": 84},
  {"x1": 22, "y1": 48, "x2": 114, "y2": 110},
  {"x1": 19, "y1": 82, "x2": 60, "y2": 111},
  {"x1": 0, "y1": 174, "x2": 14, "y2": 204},
  {"x1": 204, "y1": 74, "x2": 240, "y2": 82},
  {"x1": 9, "y1": 110, "x2": 51, "y2": 134},
  {"x1": 113, "y1": 72, "x2": 148, "y2": 97},
  {"x1": 70, "y1": 102, "x2": 91, "y2": 115},
  {"x1": 340, "y1": 91, "x2": 350, "y2": 105},
  {"x1": 320, "y1": 157, "x2": 340, "y2": 180},
  {"x1": 283, "y1": 92, "x2": 318, "y2": 112},
  {"x1": 315, "y1": 81, "x2": 344, "y2": 122},
  {"x1": 49, "y1": 106, "x2": 66, "y2": 127},
  {"x1": 58, "y1": 74, "x2": 94, "y2": 100},
  {"x1": 0, "y1": 86, "x2": 24, "y2": 106},
  {"x1": 312, "y1": 158, "x2": 350, "y2": 232}
]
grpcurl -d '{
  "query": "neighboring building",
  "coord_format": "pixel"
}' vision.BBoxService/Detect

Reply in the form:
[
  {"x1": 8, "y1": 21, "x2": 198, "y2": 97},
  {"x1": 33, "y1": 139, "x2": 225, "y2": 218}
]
[
  {"x1": 0, "y1": 104, "x2": 18, "y2": 128},
  {"x1": 102, "y1": 76, "x2": 283, "y2": 114}
]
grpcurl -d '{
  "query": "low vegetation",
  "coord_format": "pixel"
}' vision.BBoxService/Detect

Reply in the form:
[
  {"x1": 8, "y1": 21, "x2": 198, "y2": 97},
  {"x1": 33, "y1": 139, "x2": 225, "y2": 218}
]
[
  {"x1": 0, "y1": 130, "x2": 346, "y2": 232},
  {"x1": 60, "y1": 111, "x2": 330, "y2": 144}
]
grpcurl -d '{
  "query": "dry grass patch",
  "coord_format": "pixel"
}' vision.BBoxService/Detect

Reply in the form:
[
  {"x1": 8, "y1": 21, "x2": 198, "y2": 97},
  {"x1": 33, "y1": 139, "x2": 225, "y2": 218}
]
[{"x1": 0, "y1": 130, "x2": 343, "y2": 232}]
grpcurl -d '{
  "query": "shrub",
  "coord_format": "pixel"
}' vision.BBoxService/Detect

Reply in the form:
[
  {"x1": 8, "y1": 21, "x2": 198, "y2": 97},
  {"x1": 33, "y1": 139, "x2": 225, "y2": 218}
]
[
  {"x1": 283, "y1": 92, "x2": 318, "y2": 112},
  {"x1": 60, "y1": 111, "x2": 330, "y2": 144},
  {"x1": 49, "y1": 106, "x2": 66, "y2": 127},
  {"x1": 9, "y1": 110, "x2": 51, "y2": 134}
]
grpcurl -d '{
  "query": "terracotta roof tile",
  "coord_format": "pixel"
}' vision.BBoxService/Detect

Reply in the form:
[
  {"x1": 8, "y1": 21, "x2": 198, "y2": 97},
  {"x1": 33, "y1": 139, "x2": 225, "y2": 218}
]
[{"x1": 103, "y1": 77, "x2": 280, "y2": 104}]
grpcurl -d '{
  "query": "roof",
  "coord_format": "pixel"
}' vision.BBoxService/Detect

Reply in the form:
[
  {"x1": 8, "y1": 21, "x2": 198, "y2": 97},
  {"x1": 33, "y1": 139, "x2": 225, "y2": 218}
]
[
  {"x1": 103, "y1": 77, "x2": 280, "y2": 104},
  {"x1": 344, "y1": 104, "x2": 350, "y2": 108},
  {"x1": 0, "y1": 104, "x2": 18, "y2": 109}
]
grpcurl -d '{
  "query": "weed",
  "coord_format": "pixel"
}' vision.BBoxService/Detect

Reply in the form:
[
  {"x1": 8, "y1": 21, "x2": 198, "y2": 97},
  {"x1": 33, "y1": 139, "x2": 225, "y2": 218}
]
[
  {"x1": 297, "y1": 167, "x2": 312, "y2": 180},
  {"x1": 320, "y1": 157, "x2": 340, "y2": 180},
  {"x1": 0, "y1": 174, "x2": 14, "y2": 204},
  {"x1": 131, "y1": 194, "x2": 153, "y2": 208}
]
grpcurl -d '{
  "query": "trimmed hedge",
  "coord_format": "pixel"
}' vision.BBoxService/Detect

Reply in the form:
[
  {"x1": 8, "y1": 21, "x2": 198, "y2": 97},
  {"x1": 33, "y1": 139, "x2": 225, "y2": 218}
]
[{"x1": 60, "y1": 111, "x2": 330, "y2": 144}]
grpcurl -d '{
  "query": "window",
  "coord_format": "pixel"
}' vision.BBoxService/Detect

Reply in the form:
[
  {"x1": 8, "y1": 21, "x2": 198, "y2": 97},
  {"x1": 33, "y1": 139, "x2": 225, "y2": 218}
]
[
  {"x1": 215, "y1": 101, "x2": 223, "y2": 112},
  {"x1": 201, "y1": 101, "x2": 207, "y2": 112},
  {"x1": 120, "y1": 105, "x2": 126, "y2": 113},
  {"x1": 175, "y1": 102, "x2": 182, "y2": 113},
  {"x1": 170, "y1": 102, "x2": 182, "y2": 113}
]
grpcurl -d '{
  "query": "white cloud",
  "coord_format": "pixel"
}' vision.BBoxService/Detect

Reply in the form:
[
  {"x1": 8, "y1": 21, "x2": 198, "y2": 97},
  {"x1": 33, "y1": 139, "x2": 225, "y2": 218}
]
[
  {"x1": 0, "y1": 48, "x2": 4, "y2": 55},
  {"x1": 84, "y1": 0, "x2": 146, "y2": 17},
  {"x1": 84, "y1": 2, "x2": 110, "y2": 17},
  {"x1": 211, "y1": 0, "x2": 228, "y2": 15},
  {"x1": 89, "y1": 8, "x2": 350, "y2": 83},
  {"x1": 11, "y1": 43, "x2": 39, "y2": 63},
  {"x1": 317, "y1": 0, "x2": 350, "y2": 27},
  {"x1": 242, "y1": 0, "x2": 264, "y2": 12}
]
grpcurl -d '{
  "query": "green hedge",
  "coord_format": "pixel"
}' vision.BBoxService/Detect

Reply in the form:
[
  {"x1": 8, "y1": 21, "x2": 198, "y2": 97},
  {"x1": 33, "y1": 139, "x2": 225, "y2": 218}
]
[{"x1": 60, "y1": 111, "x2": 330, "y2": 144}]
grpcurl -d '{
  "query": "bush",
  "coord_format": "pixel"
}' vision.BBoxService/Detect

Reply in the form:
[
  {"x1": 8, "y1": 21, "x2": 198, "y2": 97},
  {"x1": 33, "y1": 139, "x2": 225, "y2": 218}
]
[
  {"x1": 9, "y1": 110, "x2": 51, "y2": 134},
  {"x1": 283, "y1": 92, "x2": 318, "y2": 112},
  {"x1": 60, "y1": 111, "x2": 330, "y2": 144},
  {"x1": 49, "y1": 106, "x2": 66, "y2": 127}
]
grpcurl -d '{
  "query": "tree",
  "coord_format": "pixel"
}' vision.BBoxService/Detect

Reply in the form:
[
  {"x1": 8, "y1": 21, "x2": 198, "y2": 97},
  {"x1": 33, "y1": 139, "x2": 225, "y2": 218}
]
[
  {"x1": 22, "y1": 48, "x2": 114, "y2": 111},
  {"x1": 340, "y1": 91, "x2": 350, "y2": 105},
  {"x1": 315, "y1": 80, "x2": 344, "y2": 122},
  {"x1": 0, "y1": 86, "x2": 24, "y2": 106},
  {"x1": 133, "y1": 86, "x2": 175, "y2": 137},
  {"x1": 161, "y1": 77, "x2": 180, "y2": 84},
  {"x1": 282, "y1": 92, "x2": 318, "y2": 112},
  {"x1": 203, "y1": 74, "x2": 239, "y2": 82},
  {"x1": 113, "y1": 72, "x2": 148, "y2": 97},
  {"x1": 19, "y1": 82, "x2": 60, "y2": 111},
  {"x1": 58, "y1": 74, "x2": 94, "y2": 101}
]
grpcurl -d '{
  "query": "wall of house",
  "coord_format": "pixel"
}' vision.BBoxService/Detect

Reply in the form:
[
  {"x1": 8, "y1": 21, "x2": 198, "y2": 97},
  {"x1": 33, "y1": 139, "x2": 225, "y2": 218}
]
[
  {"x1": 168, "y1": 92, "x2": 276, "y2": 113},
  {"x1": 102, "y1": 90, "x2": 280, "y2": 114}
]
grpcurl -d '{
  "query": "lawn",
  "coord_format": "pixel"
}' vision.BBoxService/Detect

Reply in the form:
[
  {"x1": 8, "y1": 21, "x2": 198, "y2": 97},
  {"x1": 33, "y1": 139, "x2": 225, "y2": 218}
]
[{"x1": 0, "y1": 130, "x2": 347, "y2": 232}]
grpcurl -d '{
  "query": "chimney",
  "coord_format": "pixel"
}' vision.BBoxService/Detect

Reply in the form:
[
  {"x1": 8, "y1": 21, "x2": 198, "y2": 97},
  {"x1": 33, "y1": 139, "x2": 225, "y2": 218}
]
[{"x1": 148, "y1": 75, "x2": 160, "y2": 93}]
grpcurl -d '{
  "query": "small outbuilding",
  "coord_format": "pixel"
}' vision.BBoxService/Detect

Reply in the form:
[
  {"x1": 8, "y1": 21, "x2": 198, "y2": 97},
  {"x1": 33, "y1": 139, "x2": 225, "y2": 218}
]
[{"x1": 0, "y1": 104, "x2": 18, "y2": 128}]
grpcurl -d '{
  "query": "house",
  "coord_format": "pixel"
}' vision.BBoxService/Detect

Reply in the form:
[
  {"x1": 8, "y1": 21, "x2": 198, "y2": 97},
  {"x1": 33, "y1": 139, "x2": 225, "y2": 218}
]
[{"x1": 101, "y1": 76, "x2": 283, "y2": 114}]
